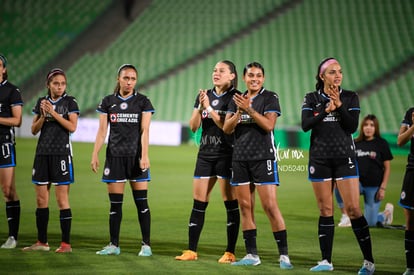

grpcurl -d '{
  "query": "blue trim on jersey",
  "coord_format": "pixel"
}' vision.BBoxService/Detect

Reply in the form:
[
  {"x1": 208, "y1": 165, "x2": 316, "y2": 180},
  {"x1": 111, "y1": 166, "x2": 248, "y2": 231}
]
[
  {"x1": 133, "y1": 176, "x2": 151, "y2": 182},
  {"x1": 302, "y1": 107, "x2": 313, "y2": 111},
  {"x1": 348, "y1": 107, "x2": 360, "y2": 111},
  {"x1": 0, "y1": 148, "x2": 16, "y2": 168},
  {"x1": 102, "y1": 176, "x2": 151, "y2": 183},
  {"x1": 256, "y1": 181, "x2": 280, "y2": 186},
  {"x1": 264, "y1": 110, "x2": 281, "y2": 116},
  {"x1": 32, "y1": 180, "x2": 73, "y2": 185},
  {"x1": 212, "y1": 86, "x2": 234, "y2": 98},
  {"x1": 399, "y1": 201, "x2": 414, "y2": 210},
  {"x1": 0, "y1": 163, "x2": 15, "y2": 168},
  {"x1": 117, "y1": 93, "x2": 135, "y2": 101},
  {"x1": 102, "y1": 179, "x2": 126, "y2": 183},
  {"x1": 230, "y1": 181, "x2": 250, "y2": 186},
  {"x1": 143, "y1": 110, "x2": 155, "y2": 114},
  {"x1": 257, "y1": 160, "x2": 280, "y2": 185},
  {"x1": 48, "y1": 93, "x2": 67, "y2": 104},
  {"x1": 193, "y1": 175, "x2": 231, "y2": 180},
  {"x1": 101, "y1": 174, "x2": 151, "y2": 183},
  {"x1": 69, "y1": 160, "x2": 74, "y2": 182},
  {"x1": 307, "y1": 175, "x2": 359, "y2": 182}
]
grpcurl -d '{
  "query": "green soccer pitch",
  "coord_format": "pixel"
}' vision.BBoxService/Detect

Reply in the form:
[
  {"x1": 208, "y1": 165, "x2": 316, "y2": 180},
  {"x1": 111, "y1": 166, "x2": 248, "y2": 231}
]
[{"x1": 0, "y1": 138, "x2": 407, "y2": 274}]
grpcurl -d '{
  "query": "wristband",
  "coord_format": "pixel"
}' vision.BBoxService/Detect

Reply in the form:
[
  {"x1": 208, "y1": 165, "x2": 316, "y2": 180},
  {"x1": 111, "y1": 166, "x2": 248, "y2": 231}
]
[{"x1": 207, "y1": 106, "x2": 213, "y2": 113}]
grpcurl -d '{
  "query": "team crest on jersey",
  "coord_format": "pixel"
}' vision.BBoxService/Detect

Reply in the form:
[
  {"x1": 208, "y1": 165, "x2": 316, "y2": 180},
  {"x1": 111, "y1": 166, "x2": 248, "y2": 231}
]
[
  {"x1": 202, "y1": 110, "x2": 209, "y2": 119},
  {"x1": 211, "y1": 99, "x2": 219, "y2": 107},
  {"x1": 309, "y1": 165, "x2": 315, "y2": 174},
  {"x1": 120, "y1": 102, "x2": 128, "y2": 110},
  {"x1": 104, "y1": 168, "x2": 110, "y2": 176},
  {"x1": 110, "y1": 113, "x2": 117, "y2": 122}
]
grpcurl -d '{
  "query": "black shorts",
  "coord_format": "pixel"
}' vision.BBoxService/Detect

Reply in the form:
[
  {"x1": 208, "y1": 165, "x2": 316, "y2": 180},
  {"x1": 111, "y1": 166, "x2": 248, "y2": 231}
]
[
  {"x1": 0, "y1": 142, "x2": 16, "y2": 168},
  {"x1": 308, "y1": 157, "x2": 359, "y2": 182},
  {"x1": 32, "y1": 155, "x2": 74, "y2": 185},
  {"x1": 193, "y1": 155, "x2": 232, "y2": 179},
  {"x1": 102, "y1": 156, "x2": 150, "y2": 183},
  {"x1": 399, "y1": 169, "x2": 414, "y2": 210},
  {"x1": 231, "y1": 159, "x2": 279, "y2": 186}
]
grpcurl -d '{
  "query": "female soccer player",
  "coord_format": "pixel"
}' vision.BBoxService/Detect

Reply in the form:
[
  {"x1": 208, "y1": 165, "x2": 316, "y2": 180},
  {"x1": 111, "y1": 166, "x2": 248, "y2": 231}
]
[
  {"x1": 91, "y1": 64, "x2": 154, "y2": 256},
  {"x1": 223, "y1": 62, "x2": 293, "y2": 269},
  {"x1": 301, "y1": 57, "x2": 374, "y2": 274},
  {"x1": 175, "y1": 60, "x2": 240, "y2": 263},
  {"x1": 397, "y1": 107, "x2": 414, "y2": 275},
  {"x1": 23, "y1": 68, "x2": 79, "y2": 253},
  {"x1": 0, "y1": 54, "x2": 23, "y2": 249}
]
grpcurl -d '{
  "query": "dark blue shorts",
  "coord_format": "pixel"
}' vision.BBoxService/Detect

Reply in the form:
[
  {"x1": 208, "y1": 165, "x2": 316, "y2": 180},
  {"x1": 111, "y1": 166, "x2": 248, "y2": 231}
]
[
  {"x1": 400, "y1": 169, "x2": 414, "y2": 210},
  {"x1": 231, "y1": 159, "x2": 279, "y2": 186},
  {"x1": 0, "y1": 142, "x2": 16, "y2": 168},
  {"x1": 102, "y1": 156, "x2": 150, "y2": 183},
  {"x1": 32, "y1": 155, "x2": 74, "y2": 185},
  {"x1": 193, "y1": 155, "x2": 232, "y2": 179},
  {"x1": 308, "y1": 157, "x2": 359, "y2": 182}
]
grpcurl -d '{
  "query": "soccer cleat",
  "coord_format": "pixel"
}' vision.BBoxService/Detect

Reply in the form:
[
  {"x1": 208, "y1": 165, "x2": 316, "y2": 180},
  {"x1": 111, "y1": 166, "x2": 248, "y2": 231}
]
[
  {"x1": 403, "y1": 268, "x2": 414, "y2": 275},
  {"x1": 96, "y1": 243, "x2": 120, "y2": 255},
  {"x1": 384, "y1": 203, "x2": 394, "y2": 225},
  {"x1": 138, "y1": 244, "x2": 152, "y2": 256},
  {"x1": 338, "y1": 214, "x2": 351, "y2": 227},
  {"x1": 231, "y1": 254, "x2": 261, "y2": 266},
  {"x1": 22, "y1": 241, "x2": 50, "y2": 252},
  {"x1": 279, "y1": 254, "x2": 293, "y2": 269},
  {"x1": 55, "y1": 242, "x2": 72, "y2": 253},
  {"x1": 218, "y1": 251, "x2": 236, "y2": 263},
  {"x1": 175, "y1": 250, "x2": 198, "y2": 261},
  {"x1": 358, "y1": 260, "x2": 375, "y2": 275},
  {"x1": 1, "y1": 236, "x2": 17, "y2": 249},
  {"x1": 310, "y1": 259, "x2": 334, "y2": 271}
]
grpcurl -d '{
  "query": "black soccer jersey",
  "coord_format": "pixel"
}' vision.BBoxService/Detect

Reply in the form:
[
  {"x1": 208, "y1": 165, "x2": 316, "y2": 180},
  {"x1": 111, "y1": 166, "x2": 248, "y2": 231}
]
[
  {"x1": 355, "y1": 137, "x2": 393, "y2": 187},
  {"x1": 97, "y1": 92, "x2": 154, "y2": 157},
  {"x1": 33, "y1": 93, "x2": 79, "y2": 155},
  {"x1": 301, "y1": 88, "x2": 360, "y2": 159},
  {"x1": 0, "y1": 80, "x2": 23, "y2": 143},
  {"x1": 227, "y1": 88, "x2": 281, "y2": 161},
  {"x1": 194, "y1": 87, "x2": 239, "y2": 158},
  {"x1": 402, "y1": 107, "x2": 414, "y2": 170}
]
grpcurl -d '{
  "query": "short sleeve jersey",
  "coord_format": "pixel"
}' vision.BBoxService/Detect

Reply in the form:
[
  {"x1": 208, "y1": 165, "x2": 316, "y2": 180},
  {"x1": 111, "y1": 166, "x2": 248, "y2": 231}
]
[
  {"x1": 401, "y1": 107, "x2": 414, "y2": 170},
  {"x1": 227, "y1": 88, "x2": 281, "y2": 161},
  {"x1": 97, "y1": 92, "x2": 154, "y2": 157},
  {"x1": 194, "y1": 87, "x2": 239, "y2": 158},
  {"x1": 355, "y1": 137, "x2": 393, "y2": 187},
  {"x1": 0, "y1": 80, "x2": 23, "y2": 143},
  {"x1": 302, "y1": 89, "x2": 360, "y2": 158},
  {"x1": 32, "y1": 93, "x2": 79, "y2": 155}
]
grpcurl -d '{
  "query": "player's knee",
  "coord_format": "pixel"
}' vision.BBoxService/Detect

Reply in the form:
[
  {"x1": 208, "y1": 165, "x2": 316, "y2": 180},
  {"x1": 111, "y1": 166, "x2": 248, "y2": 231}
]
[
  {"x1": 1, "y1": 186, "x2": 16, "y2": 201},
  {"x1": 345, "y1": 206, "x2": 362, "y2": 219}
]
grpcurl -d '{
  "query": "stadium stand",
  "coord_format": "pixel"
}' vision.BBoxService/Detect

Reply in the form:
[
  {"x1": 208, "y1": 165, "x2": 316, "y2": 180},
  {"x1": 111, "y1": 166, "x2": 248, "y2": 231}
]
[
  {"x1": 140, "y1": 0, "x2": 414, "y2": 132},
  {"x1": 360, "y1": 70, "x2": 414, "y2": 132},
  {"x1": 23, "y1": 0, "x2": 289, "y2": 114},
  {"x1": 7, "y1": 0, "x2": 413, "y2": 134},
  {"x1": 0, "y1": 0, "x2": 112, "y2": 86}
]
